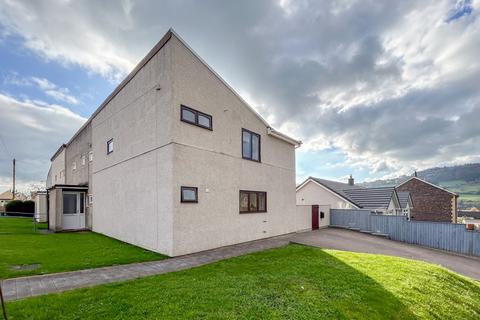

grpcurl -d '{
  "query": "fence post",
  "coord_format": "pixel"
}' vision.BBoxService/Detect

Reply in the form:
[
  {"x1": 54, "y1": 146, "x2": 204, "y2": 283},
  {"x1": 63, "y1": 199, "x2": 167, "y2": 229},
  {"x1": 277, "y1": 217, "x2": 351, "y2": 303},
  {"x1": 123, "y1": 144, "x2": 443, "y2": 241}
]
[{"x1": 0, "y1": 282, "x2": 7, "y2": 320}]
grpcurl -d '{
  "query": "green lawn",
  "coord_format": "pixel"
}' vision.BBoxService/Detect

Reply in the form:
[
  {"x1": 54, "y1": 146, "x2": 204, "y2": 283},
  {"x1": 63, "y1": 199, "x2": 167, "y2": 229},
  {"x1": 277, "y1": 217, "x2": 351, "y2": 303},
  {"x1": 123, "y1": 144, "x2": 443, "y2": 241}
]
[
  {"x1": 0, "y1": 217, "x2": 166, "y2": 279},
  {"x1": 6, "y1": 245, "x2": 480, "y2": 319}
]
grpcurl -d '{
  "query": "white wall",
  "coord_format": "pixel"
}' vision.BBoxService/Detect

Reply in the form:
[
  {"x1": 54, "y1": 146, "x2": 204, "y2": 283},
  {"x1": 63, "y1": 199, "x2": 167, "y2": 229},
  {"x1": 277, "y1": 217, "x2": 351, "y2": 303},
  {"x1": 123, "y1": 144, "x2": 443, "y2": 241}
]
[
  {"x1": 295, "y1": 205, "x2": 330, "y2": 231},
  {"x1": 169, "y1": 35, "x2": 297, "y2": 256},
  {"x1": 318, "y1": 205, "x2": 331, "y2": 228},
  {"x1": 295, "y1": 205, "x2": 312, "y2": 231},
  {"x1": 296, "y1": 180, "x2": 355, "y2": 209},
  {"x1": 34, "y1": 193, "x2": 47, "y2": 222},
  {"x1": 47, "y1": 148, "x2": 65, "y2": 188},
  {"x1": 91, "y1": 38, "x2": 175, "y2": 256}
]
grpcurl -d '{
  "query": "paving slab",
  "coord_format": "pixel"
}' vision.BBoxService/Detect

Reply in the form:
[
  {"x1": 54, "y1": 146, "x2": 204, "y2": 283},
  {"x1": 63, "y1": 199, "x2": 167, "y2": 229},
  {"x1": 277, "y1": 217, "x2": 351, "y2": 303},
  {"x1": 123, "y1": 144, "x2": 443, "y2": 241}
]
[{"x1": 1, "y1": 235, "x2": 290, "y2": 301}]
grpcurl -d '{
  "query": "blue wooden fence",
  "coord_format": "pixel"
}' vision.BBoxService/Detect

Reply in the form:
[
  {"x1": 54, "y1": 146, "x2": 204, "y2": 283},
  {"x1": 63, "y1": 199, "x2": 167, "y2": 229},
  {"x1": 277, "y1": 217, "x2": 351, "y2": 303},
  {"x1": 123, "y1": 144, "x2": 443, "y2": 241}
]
[{"x1": 331, "y1": 209, "x2": 480, "y2": 257}]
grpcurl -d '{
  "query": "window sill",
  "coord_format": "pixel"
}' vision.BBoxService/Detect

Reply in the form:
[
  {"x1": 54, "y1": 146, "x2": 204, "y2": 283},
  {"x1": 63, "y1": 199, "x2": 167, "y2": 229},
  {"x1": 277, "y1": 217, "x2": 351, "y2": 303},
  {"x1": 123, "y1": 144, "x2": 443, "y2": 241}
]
[
  {"x1": 240, "y1": 211, "x2": 267, "y2": 214},
  {"x1": 242, "y1": 156, "x2": 261, "y2": 163}
]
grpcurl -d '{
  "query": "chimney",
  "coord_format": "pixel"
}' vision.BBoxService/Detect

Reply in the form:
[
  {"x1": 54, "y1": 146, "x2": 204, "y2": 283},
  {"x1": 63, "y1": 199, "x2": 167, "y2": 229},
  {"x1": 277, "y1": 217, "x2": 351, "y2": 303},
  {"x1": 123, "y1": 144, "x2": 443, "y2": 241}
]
[
  {"x1": 348, "y1": 174, "x2": 354, "y2": 186},
  {"x1": 414, "y1": 171, "x2": 417, "y2": 177}
]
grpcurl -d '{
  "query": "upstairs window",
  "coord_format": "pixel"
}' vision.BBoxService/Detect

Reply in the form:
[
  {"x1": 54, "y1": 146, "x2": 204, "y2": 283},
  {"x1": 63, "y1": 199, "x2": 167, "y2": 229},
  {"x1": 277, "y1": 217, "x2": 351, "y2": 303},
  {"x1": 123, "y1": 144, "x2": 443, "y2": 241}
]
[
  {"x1": 242, "y1": 129, "x2": 261, "y2": 162},
  {"x1": 181, "y1": 186, "x2": 198, "y2": 203},
  {"x1": 81, "y1": 155, "x2": 86, "y2": 166},
  {"x1": 181, "y1": 105, "x2": 212, "y2": 130},
  {"x1": 89, "y1": 151, "x2": 93, "y2": 162},
  {"x1": 240, "y1": 190, "x2": 267, "y2": 213},
  {"x1": 107, "y1": 139, "x2": 114, "y2": 154},
  {"x1": 72, "y1": 162, "x2": 76, "y2": 171}
]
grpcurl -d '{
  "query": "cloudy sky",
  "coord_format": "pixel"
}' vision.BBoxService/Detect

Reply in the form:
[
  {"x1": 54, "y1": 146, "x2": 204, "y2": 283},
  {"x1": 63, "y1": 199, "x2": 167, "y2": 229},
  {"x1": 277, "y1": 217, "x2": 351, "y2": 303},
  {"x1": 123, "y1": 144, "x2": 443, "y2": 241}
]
[{"x1": 0, "y1": 0, "x2": 479, "y2": 191}]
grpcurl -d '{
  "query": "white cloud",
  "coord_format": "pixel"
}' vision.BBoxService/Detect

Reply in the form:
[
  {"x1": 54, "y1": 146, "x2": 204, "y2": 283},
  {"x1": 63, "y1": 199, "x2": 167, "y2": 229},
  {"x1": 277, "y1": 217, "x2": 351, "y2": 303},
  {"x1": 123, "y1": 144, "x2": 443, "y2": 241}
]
[
  {"x1": 0, "y1": 0, "x2": 479, "y2": 180},
  {"x1": 31, "y1": 77, "x2": 80, "y2": 105},
  {"x1": 0, "y1": 93, "x2": 86, "y2": 190},
  {"x1": 4, "y1": 73, "x2": 81, "y2": 105}
]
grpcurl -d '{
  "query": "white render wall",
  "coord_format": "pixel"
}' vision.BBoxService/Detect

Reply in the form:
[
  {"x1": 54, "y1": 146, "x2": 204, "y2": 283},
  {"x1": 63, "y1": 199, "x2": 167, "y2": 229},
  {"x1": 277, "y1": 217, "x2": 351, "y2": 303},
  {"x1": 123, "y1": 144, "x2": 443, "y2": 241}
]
[
  {"x1": 47, "y1": 148, "x2": 65, "y2": 188},
  {"x1": 169, "y1": 36, "x2": 297, "y2": 256},
  {"x1": 83, "y1": 32, "x2": 297, "y2": 257},
  {"x1": 91, "y1": 39, "x2": 176, "y2": 255},
  {"x1": 296, "y1": 180, "x2": 355, "y2": 209}
]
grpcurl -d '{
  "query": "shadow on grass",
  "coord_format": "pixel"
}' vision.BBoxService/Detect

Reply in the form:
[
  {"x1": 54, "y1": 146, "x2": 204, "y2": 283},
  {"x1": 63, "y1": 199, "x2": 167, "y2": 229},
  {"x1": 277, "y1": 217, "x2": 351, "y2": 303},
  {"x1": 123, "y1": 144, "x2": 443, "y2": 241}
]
[{"x1": 5, "y1": 244, "x2": 423, "y2": 319}]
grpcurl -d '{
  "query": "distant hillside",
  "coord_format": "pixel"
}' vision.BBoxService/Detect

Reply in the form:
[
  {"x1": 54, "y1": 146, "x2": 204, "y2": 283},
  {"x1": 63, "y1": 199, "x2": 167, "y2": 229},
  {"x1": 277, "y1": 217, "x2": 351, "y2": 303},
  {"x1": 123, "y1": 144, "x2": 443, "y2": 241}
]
[{"x1": 360, "y1": 163, "x2": 480, "y2": 210}]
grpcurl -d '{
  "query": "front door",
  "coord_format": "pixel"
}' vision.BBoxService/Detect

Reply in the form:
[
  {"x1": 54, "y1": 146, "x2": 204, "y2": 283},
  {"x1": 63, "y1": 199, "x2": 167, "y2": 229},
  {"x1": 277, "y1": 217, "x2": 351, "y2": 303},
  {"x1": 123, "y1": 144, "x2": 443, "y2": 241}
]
[
  {"x1": 312, "y1": 205, "x2": 319, "y2": 230},
  {"x1": 62, "y1": 191, "x2": 86, "y2": 230}
]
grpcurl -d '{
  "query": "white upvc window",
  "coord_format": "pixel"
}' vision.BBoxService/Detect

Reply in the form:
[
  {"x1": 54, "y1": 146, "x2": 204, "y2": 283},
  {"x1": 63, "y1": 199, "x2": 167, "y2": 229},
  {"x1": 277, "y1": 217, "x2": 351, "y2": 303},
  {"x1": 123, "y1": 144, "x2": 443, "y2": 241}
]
[
  {"x1": 88, "y1": 194, "x2": 93, "y2": 205},
  {"x1": 107, "y1": 139, "x2": 114, "y2": 154},
  {"x1": 81, "y1": 155, "x2": 86, "y2": 165},
  {"x1": 89, "y1": 151, "x2": 93, "y2": 162},
  {"x1": 72, "y1": 161, "x2": 77, "y2": 171}
]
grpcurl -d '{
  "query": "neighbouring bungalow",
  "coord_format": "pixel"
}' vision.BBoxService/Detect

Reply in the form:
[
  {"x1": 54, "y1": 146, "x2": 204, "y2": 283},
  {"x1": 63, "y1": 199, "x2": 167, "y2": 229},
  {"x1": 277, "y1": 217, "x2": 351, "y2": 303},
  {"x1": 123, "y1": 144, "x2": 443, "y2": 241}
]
[
  {"x1": 45, "y1": 28, "x2": 301, "y2": 257},
  {"x1": 296, "y1": 176, "x2": 411, "y2": 216},
  {"x1": 397, "y1": 176, "x2": 458, "y2": 223}
]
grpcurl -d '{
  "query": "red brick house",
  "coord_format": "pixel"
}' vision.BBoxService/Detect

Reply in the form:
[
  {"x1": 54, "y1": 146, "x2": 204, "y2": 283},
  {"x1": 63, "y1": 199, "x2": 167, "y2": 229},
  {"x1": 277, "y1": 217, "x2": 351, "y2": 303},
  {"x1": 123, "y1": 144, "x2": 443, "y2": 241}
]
[{"x1": 397, "y1": 177, "x2": 458, "y2": 223}]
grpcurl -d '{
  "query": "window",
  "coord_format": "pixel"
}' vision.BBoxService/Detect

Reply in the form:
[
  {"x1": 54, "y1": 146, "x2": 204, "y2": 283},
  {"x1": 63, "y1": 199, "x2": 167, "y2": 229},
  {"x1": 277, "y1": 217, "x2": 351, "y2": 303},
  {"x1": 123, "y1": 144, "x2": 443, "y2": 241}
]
[
  {"x1": 89, "y1": 151, "x2": 93, "y2": 162},
  {"x1": 181, "y1": 186, "x2": 198, "y2": 203},
  {"x1": 242, "y1": 129, "x2": 261, "y2": 162},
  {"x1": 81, "y1": 155, "x2": 86, "y2": 165},
  {"x1": 63, "y1": 193, "x2": 77, "y2": 214},
  {"x1": 63, "y1": 192, "x2": 85, "y2": 214},
  {"x1": 239, "y1": 190, "x2": 267, "y2": 213},
  {"x1": 107, "y1": 139, "x2": 114, "y2": 154},
  {"x1": 72, "y1": 162, "x2": 77, "y2": 171},
  {"x1": 180, "y1": 105, "x2": 212, "y2": 130},
  {"x1": 88, "y1": 194, "x2": 93, "y2": 205}
]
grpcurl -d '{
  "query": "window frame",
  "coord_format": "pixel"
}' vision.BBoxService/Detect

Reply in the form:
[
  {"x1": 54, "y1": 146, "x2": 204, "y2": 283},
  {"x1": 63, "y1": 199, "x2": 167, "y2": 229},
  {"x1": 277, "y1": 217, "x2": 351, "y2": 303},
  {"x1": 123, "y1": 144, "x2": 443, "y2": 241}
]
[
  {"x1": 107, "y1": 138, "x2": 114, "y2": 155},
  {"x1": 242, "y1": 128, "x2": 261, "y2": 162},
  {"x1": 239, "y1": 190, "x2": 267, "y2": 213},
  {"x1": 180, "y1": 105, "x2": 213, "y2": 130},
  {"x1": 181, "y1": 186, "x2": 198, "y2": 203}
]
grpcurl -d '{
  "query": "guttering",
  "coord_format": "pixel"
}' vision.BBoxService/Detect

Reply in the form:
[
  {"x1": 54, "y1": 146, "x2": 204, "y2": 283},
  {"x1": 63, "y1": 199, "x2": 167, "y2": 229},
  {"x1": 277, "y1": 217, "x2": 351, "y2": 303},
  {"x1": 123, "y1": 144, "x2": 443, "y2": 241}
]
[{"x1": 267, "y1": 127, "x2": 302, "y2": 147}]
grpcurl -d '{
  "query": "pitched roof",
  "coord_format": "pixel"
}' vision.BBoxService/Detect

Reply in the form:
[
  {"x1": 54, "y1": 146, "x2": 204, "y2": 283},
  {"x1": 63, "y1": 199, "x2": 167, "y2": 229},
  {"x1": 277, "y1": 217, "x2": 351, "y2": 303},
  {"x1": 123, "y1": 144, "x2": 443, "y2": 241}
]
[
  {"x1": 0, "y1": 190, "x2": 13, "y2": 200},
  {"x1": 343, "y1": 187, "x2": 396, "y2": 210},
  {"x1": 397, "y1": 176, "x2": 458, "y2": 196},
  {"x1": 52, "y1": 28, "x2": 300, "y2": 160},
  {"x1": 309, "y1": 177, "x2": 360, "y2": 205},
  {"x1": 397, "y1": 191, "x2": 411, "y2": 209}
]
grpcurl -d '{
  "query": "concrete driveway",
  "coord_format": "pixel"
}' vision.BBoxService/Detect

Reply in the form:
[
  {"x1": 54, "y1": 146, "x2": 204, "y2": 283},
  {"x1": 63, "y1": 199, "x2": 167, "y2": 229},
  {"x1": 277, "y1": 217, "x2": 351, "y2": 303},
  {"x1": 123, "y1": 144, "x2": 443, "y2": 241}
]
[{"x1": 291, "y1": 228, "x2": 480, "y2": 280}]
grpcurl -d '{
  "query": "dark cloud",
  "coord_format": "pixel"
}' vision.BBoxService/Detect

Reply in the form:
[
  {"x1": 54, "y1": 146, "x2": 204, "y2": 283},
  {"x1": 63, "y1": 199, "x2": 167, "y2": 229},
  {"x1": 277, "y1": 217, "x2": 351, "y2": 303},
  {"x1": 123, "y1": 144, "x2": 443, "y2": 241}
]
[{"x1": 0, "y1": 0, "x2": 479, "y2": 181}]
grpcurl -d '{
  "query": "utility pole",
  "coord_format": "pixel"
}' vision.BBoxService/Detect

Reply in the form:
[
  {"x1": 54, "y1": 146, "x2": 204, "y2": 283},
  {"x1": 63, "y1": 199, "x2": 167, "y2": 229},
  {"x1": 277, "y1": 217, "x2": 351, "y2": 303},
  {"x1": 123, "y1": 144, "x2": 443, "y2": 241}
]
[{"x1": 12, "y1": 158, "x2": 15, "y2": 200}]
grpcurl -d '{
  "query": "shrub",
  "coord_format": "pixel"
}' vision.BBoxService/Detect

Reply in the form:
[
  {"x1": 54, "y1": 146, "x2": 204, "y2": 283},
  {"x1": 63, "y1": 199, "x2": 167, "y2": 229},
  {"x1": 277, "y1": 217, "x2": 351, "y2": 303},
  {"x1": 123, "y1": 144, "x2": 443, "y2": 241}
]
[{"x1": 5, "y1": 200, "x2": 35, "y2": 216}]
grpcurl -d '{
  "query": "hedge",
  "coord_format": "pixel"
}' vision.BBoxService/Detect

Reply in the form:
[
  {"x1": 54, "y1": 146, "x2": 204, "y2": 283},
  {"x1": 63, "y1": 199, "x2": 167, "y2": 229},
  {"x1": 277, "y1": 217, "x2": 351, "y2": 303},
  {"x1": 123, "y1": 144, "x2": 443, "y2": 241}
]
[{"x1": 5, "y1": 200, "x2": 35, "y2": 216}]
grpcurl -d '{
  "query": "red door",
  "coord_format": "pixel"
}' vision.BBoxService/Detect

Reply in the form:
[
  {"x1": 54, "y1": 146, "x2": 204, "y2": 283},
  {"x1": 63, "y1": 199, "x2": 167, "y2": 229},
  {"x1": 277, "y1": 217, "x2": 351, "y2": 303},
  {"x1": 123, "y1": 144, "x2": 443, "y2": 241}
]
[{"x1": 312, "y1": 205, "x2": 319, "y2": 230}]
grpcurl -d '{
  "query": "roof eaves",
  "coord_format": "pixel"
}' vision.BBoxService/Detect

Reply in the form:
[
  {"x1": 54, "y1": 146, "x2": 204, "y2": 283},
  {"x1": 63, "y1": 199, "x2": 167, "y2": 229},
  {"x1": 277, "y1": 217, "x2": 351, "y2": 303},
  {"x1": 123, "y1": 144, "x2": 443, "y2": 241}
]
[{"x1": 310, "y1": 178, "x2": 362, "y2": 208}]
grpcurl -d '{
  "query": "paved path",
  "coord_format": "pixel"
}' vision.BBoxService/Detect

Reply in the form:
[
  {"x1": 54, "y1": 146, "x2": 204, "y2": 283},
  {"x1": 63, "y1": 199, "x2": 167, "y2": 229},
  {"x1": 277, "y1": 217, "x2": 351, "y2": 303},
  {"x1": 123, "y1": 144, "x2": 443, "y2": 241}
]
[
  {"x1": 2, "y1": 236, "x2": 290, "y2": 301},
  {"x1": 4, "y1": 228, "x2": 479, "y2": 302},
  {"x1": 291, "y1": 228, "x2": 480, "y2": 280}
]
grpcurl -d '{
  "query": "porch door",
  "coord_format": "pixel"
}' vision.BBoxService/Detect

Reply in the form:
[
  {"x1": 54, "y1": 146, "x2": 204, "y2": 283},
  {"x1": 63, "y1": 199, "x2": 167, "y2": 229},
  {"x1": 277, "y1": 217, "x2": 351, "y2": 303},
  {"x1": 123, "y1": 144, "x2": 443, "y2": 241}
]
[
  {"x1": 312, "y1": 205, "x2": 319, "y2": 230},
  {"x1": 62, "y1": 191, "x2": 86, "y2": 230}
]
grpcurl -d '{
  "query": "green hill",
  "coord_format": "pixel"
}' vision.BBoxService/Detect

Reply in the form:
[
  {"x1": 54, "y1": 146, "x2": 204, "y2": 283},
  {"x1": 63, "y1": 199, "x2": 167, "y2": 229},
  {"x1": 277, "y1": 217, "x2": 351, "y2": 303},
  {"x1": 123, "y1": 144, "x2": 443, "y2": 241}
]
[{"x1": 360, "y1": 163, "x2": 480, "y2": 209}]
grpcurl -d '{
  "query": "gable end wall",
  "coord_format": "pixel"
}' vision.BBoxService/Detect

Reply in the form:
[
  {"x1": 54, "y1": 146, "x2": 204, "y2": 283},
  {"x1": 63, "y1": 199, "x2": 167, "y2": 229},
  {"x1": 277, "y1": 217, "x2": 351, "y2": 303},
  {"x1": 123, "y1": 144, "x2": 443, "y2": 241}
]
[{"x1": 397, "y1": 179, "x2": 455, "y2": 222}]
